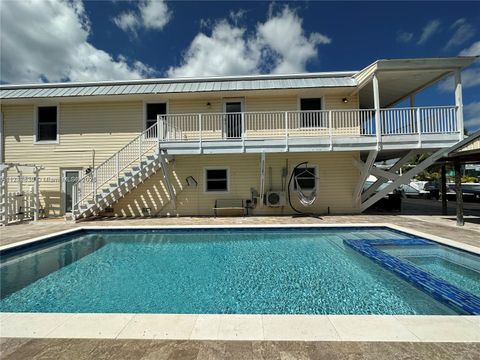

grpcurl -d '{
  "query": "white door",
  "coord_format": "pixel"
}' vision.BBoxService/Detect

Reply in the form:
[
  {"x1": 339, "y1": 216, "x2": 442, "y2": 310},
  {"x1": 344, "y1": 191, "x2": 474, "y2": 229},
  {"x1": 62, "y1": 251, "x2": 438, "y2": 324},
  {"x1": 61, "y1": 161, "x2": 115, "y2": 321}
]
[{"x1": 62, "y1": 170, "x2": 80, "y2": 213}]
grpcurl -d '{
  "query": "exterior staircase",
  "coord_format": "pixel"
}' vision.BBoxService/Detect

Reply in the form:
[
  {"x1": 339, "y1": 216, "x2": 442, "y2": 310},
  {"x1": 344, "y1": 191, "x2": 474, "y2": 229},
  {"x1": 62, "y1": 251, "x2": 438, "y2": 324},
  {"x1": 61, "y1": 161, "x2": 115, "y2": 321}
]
[{"x1": 73, "y1": 122, "x2": 175, "y2": 220}]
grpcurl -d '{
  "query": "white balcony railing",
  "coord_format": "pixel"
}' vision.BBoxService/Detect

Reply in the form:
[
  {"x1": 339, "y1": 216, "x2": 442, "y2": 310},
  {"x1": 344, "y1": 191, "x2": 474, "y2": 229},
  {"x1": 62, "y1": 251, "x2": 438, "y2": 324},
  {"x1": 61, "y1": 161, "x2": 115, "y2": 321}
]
[{"x1": 158, "y1": 106, "x2": 458, "y2": 142}]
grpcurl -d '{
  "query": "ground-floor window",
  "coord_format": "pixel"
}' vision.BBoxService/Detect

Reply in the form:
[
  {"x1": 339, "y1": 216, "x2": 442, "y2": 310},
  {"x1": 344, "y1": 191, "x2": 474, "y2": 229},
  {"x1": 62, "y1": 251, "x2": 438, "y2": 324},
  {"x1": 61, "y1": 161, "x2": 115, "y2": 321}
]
[{"x1": 204, "y1": 168, "x2": 229, "y2": 192}]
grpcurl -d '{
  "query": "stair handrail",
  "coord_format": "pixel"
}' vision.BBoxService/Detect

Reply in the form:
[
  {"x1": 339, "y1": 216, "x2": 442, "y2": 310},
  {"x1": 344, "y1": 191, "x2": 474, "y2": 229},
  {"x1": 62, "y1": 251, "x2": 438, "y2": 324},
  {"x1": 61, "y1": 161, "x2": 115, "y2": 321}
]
[{"x1": 73, "y1": 123, "x2": 158, "y2": 212}]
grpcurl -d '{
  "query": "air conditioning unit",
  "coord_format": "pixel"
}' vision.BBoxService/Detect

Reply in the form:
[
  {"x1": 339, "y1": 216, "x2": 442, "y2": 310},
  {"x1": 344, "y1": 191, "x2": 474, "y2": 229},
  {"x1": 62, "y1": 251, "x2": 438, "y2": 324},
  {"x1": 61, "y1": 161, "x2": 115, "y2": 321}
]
[{"x1": 266, "y1": 191, "x2": 286, "y2": 207}]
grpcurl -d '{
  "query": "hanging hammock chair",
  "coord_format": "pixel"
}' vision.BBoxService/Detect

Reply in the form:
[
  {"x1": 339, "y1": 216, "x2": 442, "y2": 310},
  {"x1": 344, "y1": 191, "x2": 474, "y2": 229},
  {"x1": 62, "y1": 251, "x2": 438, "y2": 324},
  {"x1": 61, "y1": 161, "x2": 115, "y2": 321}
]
[{"x1": 293, "y1": 166, "x2": 319, "y2": 207}]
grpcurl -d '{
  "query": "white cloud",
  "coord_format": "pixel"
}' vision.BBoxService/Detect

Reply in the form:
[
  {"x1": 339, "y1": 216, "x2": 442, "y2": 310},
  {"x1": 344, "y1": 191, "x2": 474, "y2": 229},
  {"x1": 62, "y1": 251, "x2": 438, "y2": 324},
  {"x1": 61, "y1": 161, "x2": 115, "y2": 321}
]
[
  {"x1": 113, "y1": 0, "x2": 171, "y2": 34},
  {"x1": 417, "y1": 20, "x2": 441, "y2": 45},
  {"x1": 167, "y1": 7, "x2": 331, "y2": 77},
  {"x1": 396, "y1": 31, "x2": 413, "y2": 43},
  {"x1": 438, "y1": 67, "x2": 480, "y2": 92},
  {"x1": 0, "y1": 0, "x2": 156, "y2": 83},
  {"x1": 460, "y1": 41, "x2": 480, "y2": 56},
  {"x1": 444, "y1": 18, "x2": 475, "y2": 49},
  {"x1": 464, "y1": 101, "x2": 480, "y2": 132}
]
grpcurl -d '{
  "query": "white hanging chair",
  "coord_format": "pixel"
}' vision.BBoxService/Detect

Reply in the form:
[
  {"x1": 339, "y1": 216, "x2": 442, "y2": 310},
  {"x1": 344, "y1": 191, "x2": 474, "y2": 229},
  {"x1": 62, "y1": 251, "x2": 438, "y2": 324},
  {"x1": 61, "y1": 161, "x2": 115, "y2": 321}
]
[{"x1": 294, "y1": 167, "x2": 319, "y2": 207}]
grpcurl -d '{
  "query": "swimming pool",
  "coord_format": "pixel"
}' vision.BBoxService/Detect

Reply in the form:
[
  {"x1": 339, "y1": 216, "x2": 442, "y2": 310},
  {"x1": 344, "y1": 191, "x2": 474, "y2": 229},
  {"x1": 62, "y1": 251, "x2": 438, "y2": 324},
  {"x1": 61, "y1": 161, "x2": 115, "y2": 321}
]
[{"x1": 1, "y1": 226, "x2": 479, "y2": 315}]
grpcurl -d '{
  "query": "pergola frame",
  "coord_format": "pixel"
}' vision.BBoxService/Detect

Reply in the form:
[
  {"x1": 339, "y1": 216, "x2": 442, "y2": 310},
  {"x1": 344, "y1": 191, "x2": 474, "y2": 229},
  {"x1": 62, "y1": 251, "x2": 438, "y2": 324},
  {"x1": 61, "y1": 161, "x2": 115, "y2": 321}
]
[{"x1": 0, "y1": 163, "x2": 43, "y2": 225}]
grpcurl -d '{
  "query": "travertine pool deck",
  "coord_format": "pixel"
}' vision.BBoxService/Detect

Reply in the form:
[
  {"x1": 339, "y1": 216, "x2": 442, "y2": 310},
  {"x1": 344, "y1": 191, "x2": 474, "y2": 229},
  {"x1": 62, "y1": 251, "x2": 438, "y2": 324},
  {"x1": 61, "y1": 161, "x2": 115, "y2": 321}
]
[{"x1": 1, "y1": 214, "x2": 479, "y2": 358}]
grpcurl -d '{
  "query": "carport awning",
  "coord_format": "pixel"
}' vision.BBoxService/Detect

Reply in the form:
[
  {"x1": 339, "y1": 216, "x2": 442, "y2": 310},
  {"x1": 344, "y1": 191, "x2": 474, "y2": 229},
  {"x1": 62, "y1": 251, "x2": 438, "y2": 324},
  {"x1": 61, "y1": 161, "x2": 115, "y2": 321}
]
[{"x1": 355, "y1": 57, "x2": 477, "y2": 109}]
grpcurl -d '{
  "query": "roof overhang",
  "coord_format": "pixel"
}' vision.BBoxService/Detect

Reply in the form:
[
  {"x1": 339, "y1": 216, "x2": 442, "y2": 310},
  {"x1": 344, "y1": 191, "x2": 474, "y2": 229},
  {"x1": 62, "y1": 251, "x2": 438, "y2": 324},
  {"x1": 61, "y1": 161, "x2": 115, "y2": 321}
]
[{"x1": 355, "y1": 57, "x2": 477, "y2": 109}]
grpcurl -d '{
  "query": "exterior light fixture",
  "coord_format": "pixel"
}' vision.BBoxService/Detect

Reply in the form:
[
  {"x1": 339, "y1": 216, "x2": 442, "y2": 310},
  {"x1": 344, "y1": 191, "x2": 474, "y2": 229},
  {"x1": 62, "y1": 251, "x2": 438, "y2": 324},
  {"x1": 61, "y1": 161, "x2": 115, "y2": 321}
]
[{"x1": 342, "y1": 98, "x2": 348, "y2": 103}]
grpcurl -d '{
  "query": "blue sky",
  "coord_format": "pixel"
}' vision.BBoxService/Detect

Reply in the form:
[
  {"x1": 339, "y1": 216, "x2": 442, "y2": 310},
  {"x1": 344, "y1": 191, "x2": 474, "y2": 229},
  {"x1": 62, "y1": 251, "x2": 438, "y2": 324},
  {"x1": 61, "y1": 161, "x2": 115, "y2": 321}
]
[{"x1": 1, "y1": 0, "x2": 479, "y2": 131}]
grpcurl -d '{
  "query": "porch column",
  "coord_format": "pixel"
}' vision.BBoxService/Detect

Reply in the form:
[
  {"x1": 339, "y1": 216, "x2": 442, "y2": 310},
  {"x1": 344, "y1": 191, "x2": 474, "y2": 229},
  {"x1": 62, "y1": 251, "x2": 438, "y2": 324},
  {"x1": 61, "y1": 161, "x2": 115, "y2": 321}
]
[
  {"x1": 454, "y1": 70, "x2": 464, "y2": 141},
  {"x1": 441, "y1": 164, "x2": 447, "y2": 215},
  {"x1": 454, "y1": 160, "x2": 464, "y2": 226},
  {"x1": 372, "y1": 73, "x2": 382, "y2": 149},
  {"x1": 409, "y1": 93, "x2": 416, "y2": 134},
  {"x1": 33, "y1": 168, "x2": 40, "y2": 222}
]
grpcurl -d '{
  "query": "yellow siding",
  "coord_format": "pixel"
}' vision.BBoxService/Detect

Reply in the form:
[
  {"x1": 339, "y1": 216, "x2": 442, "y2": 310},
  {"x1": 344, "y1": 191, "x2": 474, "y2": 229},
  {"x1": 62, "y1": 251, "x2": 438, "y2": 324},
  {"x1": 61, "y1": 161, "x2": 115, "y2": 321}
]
[
  {"x1": 112, "y1": 152, "x2": 361, "y2": 217},
  {"x1": 2, "y1": 91, "x2": 360, "y2": 216},
  {"x1": 2, "y1": 102, "x2": 143, "y2": 215}
]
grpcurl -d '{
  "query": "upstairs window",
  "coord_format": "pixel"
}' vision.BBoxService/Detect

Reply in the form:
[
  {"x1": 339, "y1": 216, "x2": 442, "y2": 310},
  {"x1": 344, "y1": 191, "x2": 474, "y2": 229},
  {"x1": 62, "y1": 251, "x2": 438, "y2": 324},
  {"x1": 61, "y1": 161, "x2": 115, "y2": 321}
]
[
  {"x1": 146, "y1": 103, "x2": 167, "y2": 130},
  {"x1": 205, "y1": 168, "x2": 229, "y2": 192},
  {"x1": 300, "y1": 98, "x2": 323, "y2": 127},
  {"x1": 36, "y1": 106, "x2": 57, "y2": 142}
]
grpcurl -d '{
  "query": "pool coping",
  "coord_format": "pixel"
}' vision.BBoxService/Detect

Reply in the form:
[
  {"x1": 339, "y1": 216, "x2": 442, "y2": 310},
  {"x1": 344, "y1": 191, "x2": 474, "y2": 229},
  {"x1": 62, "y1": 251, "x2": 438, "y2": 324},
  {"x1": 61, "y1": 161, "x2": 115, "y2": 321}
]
[{"x1": 1, "y1": 223, "x2": 479, "y2": 342}]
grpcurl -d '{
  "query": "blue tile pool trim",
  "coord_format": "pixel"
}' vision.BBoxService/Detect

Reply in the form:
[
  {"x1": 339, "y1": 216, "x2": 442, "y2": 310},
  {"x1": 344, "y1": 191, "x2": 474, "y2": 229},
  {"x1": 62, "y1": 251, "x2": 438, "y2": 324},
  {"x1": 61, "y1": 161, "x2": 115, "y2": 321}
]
[{"x1": 344, "y1": 238, "x2": 480, "y2": 315}]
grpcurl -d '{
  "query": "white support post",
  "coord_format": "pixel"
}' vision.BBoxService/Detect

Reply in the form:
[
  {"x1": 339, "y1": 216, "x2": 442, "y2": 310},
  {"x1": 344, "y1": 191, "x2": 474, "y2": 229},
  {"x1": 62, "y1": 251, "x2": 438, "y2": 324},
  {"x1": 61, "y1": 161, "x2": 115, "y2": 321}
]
[
  {"x1": 361, "y1": 149, "x2": 417, "y2": 202},
  {"x1": 416, "y1": 108, "x2": 422, "y2": 147},
  {"x1": 361, "y1": 147, "x2": 450, "y2": 212},
  {"x1": 328, "y1": 110, "x2": 333, "y2": 151},
  {"x1": 284, "y1": 111, "x2": 288, "y2": 151},
  {"x1": 454, "y1": 69, "x2": 464, "y2": 141},
  {"x1": 372, "y1": 73, "x2": 382, "y2": 149},
  {"x1": 2, "y1": 167, "x2": 8, "y2": 225},
  {"x1": 352, "y1": 150, "x2": 377, "y2": 206},
  {"x1": 241, "y1": 112, "x2": 245, "y2": 152},
  {"x1": 157, "y1": 115, "x2": 161, "y2": 154},
  {"x1": 409, "y1": 94, "x2": 416, "y2": 135},
  {"x1": 198, "y1": 113, "x2": 202, "y2": 153},
  {"x1": 259, "y1": 152, "x2": 266, "y2": 208},
  {"x1": 33, "y1": 168, "x2": 39, "y2": 222}
]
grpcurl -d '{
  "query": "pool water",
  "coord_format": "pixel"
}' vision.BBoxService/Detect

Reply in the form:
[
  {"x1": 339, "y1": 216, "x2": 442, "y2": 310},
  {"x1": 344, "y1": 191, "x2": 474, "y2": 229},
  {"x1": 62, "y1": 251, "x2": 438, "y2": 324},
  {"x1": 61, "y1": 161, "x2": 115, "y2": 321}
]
[
  {"x1": 381, "y1": 244, "x2": 480, "y2": 297},
  {"x1": 0, "y1": 228, "x2": 474, "y2": 315}
]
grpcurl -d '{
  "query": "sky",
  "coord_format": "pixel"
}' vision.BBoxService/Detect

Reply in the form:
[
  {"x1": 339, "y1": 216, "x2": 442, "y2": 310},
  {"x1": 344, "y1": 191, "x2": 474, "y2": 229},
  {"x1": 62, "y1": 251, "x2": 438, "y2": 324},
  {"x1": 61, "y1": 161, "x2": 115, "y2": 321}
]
[{"x1": 1, "y1": 0, "x2": 479, "y2": 131}]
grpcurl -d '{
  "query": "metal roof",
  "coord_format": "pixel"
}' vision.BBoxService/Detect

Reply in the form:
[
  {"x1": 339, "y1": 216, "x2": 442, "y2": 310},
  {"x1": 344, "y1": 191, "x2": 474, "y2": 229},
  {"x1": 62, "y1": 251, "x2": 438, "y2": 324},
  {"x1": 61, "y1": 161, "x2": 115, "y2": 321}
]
[{"x1": 0, "y1": 72, "x2": 357, "y2": 100}]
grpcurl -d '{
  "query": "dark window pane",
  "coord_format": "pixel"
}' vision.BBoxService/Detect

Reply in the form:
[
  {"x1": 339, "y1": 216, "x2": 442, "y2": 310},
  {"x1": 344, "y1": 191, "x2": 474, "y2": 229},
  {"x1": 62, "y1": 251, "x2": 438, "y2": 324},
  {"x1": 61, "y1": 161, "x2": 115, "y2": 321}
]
[
  {"x1": 206, "y1": 169, "x2": 228, "y2": 191},
  {"x1": 39, "y1": 124, "x2": 57, "y2": 140},
  {"x1": 293, "y1": 167, "x2": 316, "y2": 190},
  {"x1": 147, "y1": 103, "x2": 166, "y2": 120},
  {"x1": 300, "y1": 98, "x2": 321, "y2": 111},
  {"x1": 207, "y1": 169, "x2": 227, "y2": 180},
  {"x1": 207, "y1": 180, "x2": 228, "y2": 191},
  {"x1": 37, "y1": 106, "x2": 57, "y2": 141},
  {"x1": 225, "y1": 102, "x2": 241, "y2": 113}
]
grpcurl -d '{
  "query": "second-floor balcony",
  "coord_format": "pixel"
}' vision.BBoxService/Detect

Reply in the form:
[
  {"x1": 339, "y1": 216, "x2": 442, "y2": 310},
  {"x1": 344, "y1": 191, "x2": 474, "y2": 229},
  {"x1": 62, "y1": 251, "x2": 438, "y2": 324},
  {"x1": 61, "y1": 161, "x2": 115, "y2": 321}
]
[{"x1": 155, "y1": 106, "x2": 461, "y2": 154}]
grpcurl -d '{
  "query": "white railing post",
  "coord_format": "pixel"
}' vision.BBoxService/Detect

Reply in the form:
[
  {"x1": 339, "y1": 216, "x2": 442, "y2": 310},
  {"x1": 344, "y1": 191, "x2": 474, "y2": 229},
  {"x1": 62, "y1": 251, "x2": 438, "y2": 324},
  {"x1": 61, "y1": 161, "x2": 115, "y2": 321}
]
[
  {"x1": 198, "y1": 113, "x2": 202, "y2": 153},
  {"x1": 328, "y1": 110, "x2": 333, "y2": 150},
  {"x1": 284, "y1": 111, "x2": 288, "y2": 151},
  {"x1": 115, "y1": 152, "x2": 120, "y2": 185},
  {"x1": 416, "y1": 107, "x2": 422, "y2": 148}
]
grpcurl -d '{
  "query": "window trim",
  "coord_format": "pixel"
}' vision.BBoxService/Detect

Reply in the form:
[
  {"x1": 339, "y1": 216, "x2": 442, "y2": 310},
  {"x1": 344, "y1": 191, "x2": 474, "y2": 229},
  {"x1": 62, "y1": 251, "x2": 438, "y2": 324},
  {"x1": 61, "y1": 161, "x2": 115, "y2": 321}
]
[
  {"x1": 143, "y1": 100, "x2": 169, "y2": 131},
  {"x1": 34, "y1": 104, "x2": 59, "y2": 144},
  {"x1": 204, "y1": 166, "x2": 230, "y2": 193},
  {"x1": 297, "y1": 96, "x2": 325, "y2": 129},
  {"x1": 290, "y1": 165, "x2": 318, "y2": 192}
]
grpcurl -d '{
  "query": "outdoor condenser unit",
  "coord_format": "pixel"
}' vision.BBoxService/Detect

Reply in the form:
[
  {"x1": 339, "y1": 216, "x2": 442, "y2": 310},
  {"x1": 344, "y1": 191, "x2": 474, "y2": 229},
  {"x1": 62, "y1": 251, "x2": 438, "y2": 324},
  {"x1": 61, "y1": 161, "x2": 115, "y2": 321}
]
[{"x1": 265, "y1": 191, "x2": 286, "y2": 207}]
